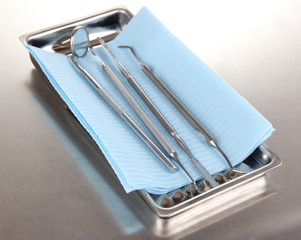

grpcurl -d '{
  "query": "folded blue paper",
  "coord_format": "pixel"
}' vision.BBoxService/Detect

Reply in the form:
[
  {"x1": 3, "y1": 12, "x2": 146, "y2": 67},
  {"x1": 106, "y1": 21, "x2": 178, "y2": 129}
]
[{"x1": 26, "y1": 7, "x2": 274, "y2": 194}]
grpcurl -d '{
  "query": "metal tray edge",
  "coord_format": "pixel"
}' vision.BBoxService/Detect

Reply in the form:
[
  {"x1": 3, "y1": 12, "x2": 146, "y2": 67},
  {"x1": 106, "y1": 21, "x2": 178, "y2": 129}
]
[
  {"x1": 140, "y1": 144, "x2": 281, "y2": 218},
  {"x1": 19, "y1": 6, "x2": 133, "y2": 46}
]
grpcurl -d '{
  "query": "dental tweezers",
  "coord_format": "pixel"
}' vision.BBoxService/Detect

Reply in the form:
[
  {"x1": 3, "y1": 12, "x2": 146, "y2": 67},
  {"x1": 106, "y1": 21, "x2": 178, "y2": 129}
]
[{"x1": 88, "y1": 43, "x2": 197, "y2": 185}]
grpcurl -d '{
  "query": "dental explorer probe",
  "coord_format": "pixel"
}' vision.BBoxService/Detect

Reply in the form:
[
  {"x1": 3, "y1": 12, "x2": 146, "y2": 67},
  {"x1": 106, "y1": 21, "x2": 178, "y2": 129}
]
[
  {"x1": 70, "y1": 27, "x2": 176, "y2": 172},
  {"x1": 119, "y1": 45, "x2": 235, "y2": 172},
  {"x1": 71, "y1": 28, "x2": 197, "y2": 186},
  {"x1": 98, "y1": 38, "x2": 218, "y2": 187}
]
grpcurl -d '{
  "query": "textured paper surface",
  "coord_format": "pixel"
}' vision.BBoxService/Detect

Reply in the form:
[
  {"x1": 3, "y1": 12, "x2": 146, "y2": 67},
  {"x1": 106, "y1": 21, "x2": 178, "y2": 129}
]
[{"x1": 26, "y1": 7, "x2": 274, "y2": 194}]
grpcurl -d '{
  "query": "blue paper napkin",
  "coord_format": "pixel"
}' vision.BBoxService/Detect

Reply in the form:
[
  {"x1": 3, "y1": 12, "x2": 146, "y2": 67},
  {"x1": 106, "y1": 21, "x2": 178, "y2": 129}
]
[{"x1": 26, "y1": 7, "x2": 274, "y2": 194}]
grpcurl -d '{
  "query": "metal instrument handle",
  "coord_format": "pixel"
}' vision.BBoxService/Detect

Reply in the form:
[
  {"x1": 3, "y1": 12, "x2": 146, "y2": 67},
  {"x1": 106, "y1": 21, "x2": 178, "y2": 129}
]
[
  {"x1": 71, "y1": 56, "x2": 177, "y2": 171},
  {"x1": 102, "y1": 65, "x2": 176, "y2": 155},
  {"x1": 142, "y1": 65, "x2": 215, "y2": 144}
]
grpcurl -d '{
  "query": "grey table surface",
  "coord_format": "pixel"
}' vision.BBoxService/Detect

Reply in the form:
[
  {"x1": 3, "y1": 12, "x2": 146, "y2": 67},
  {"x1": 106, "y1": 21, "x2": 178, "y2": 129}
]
[{"x1": 1, "y1": 1, "x2": 301, "y2": 239}]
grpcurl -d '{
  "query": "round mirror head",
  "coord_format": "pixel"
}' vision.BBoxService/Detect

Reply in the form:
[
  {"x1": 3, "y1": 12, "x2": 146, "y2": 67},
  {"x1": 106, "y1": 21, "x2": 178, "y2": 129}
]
[{"x1": 71, "y1": 26, "x2": 89, "y2": 57}]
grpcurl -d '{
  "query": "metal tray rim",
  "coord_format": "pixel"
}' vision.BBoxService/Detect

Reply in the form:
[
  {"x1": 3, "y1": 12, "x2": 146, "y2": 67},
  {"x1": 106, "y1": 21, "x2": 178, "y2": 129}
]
[
  {"x1": 19, "y1": 6, "x2": 134, "y2": 46},
  {"x1": 140, "y1": 144, "x2": 281, "y2": 218}
]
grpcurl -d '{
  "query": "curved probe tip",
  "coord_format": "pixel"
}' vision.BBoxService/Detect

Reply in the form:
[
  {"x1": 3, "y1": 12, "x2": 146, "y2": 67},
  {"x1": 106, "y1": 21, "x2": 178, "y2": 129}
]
[{"x1": 118, "y1": 45, "x2": 144, "y2": 66}]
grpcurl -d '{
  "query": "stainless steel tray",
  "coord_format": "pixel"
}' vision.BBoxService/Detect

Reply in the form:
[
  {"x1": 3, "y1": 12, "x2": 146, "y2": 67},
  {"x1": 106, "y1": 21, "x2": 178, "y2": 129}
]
[
  {"x1": 140, "y1": 144, "x2": 280, "y2": 218},
  {"x1": 20, "y1": 6, "x2": 281, "y2": 220}
]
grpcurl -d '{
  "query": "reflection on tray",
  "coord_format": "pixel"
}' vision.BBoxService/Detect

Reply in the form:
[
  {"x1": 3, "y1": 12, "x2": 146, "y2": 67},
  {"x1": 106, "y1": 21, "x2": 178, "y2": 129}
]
[{"x1": 29, "y1": 67, "x2": 274, "y2": 240}]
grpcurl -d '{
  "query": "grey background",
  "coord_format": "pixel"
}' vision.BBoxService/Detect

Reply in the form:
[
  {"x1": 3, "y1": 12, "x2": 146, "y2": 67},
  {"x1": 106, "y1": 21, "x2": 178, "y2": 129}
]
[{"x1": 1, "y1": 0, "x2": 300, "y2": 239}]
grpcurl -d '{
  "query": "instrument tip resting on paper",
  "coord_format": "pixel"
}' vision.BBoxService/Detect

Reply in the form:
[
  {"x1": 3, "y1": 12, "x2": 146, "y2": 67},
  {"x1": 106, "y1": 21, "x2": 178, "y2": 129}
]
[{"x1": 118, "y1": 45, "x2": 144, "y2": 66}]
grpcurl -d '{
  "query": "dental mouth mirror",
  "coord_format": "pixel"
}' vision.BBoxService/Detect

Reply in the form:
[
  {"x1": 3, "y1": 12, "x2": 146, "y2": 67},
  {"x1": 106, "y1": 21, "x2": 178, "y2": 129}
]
[
  {"x1": 119, "y1": 45, "x2": 247, "y2": 178},
  {"x1": 98, "y1": 38, "x2": 218, "y2": 187},
  {"x1": 70, "y1": 26, "x2": 177, "y2": 172},
  {"x1": 71, "y1": 27, "x2": 200, "y2": 195},
  {"x1": 70, "y1": 27, "x2": 89, "y2": 57}
]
